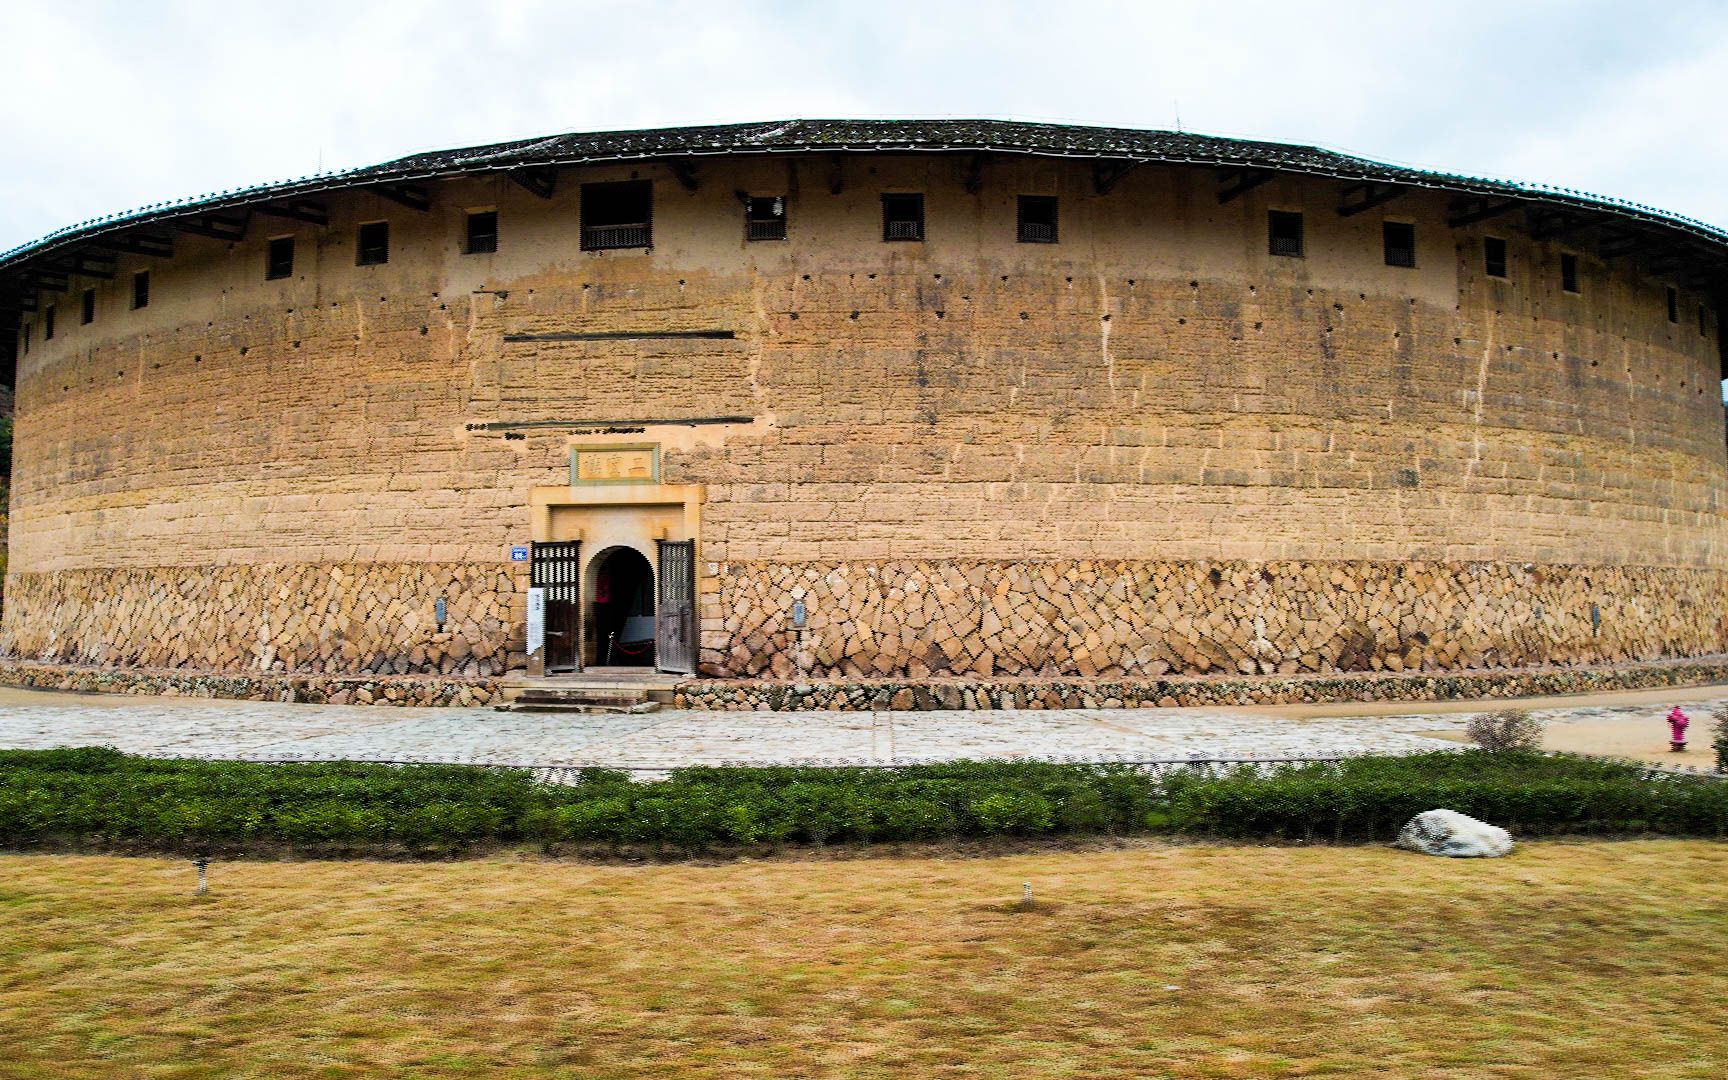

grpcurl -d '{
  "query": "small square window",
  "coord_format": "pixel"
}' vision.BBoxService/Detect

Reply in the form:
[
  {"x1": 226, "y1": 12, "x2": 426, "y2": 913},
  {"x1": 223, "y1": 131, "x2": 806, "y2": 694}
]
[
  {"x1": 131, "y1": 270, "x2": 150, "y2": 311},
  {"x1": 1382, "y1": 221, "x2": 1416, "y2": 268},
  {"x1": 1667, "y1": 286, "x2": 1679, "y2": 324},
  {"x1": 357, "y1": 221, "x2": 390, "y2": 266},
  {"x1": 44, "y1": 305, "x2": 55, "y2": 340},
  {"x1": 1561, "y1": 253, "x2": 1580, "y2": 294},
  {"x1": 581, "y1": 181, "x2": 653, "y2": 250},
  {"x1": 745, "y1": 196, "x2": 786, "y2": 241},
  {"x1": 881, "y1": 194, "x2": 925, "y2": 242},
  {"x1": 266, "y1": 237, "x2": 295, "y2": 280},
  {"x1": 81, "y1": 288, "x2": 96, "y2": 325},
  {"x1": 465, "y1": 210, "x2": 498, "y2": 255},
  {"x1": 1484, "y1": 236, "x2": 1507, "y2": 279},
  {"x1": 1017, "y1": 195, "x2": 1058, "y2": 243},
  {"x1": 1268, "y1": 210, "x2": 1304, "y2": 257}
]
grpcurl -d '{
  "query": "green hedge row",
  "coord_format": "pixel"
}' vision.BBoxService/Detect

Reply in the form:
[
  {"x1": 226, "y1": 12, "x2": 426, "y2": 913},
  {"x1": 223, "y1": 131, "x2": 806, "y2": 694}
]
[
  {"x1": 1161, "y1": 752, "x2": 1728, "y2": 840},
  {"x1": 0, "y1": 747, "x2": 1722, "y2": 852}
]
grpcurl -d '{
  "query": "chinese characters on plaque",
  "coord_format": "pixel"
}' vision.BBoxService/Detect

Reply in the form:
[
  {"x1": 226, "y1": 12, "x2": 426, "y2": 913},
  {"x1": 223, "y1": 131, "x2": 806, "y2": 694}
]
[{"x1": 573, "y1": 446, "x2": 657, "y2": 484}]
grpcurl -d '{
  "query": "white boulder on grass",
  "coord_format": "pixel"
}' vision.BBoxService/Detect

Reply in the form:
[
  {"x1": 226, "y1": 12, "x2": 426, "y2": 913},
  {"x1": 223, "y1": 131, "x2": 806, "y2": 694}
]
[{"x1": 1395, "y1": 809, "x2": 1514, "y2": 858}]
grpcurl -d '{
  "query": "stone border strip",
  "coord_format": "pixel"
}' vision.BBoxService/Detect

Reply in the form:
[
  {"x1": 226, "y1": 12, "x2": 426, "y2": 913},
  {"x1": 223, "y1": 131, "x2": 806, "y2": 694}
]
[
  {"x1": 0, "y1": 661, "x2": 498, "y2": 707},
  {"x1": 673, "y1": 657, "x2": 1728, "y2": 711},
  {"x1": 3, "y1": 656, "x2": 1728, "y2": 711}
]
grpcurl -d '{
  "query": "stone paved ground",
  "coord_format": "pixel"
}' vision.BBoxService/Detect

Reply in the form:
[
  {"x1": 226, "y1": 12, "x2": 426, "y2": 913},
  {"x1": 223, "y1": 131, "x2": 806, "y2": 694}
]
[
  {"x1": 1391, "y1": 694, "x2": 1728, "y2": 770},
  {"x1": 3, "y1": 684, "x2": 1724, "y2": 771}
]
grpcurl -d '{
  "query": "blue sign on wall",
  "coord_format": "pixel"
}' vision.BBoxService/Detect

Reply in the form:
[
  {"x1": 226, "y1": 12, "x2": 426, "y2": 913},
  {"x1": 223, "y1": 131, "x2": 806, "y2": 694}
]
[{"x1": 510, "y1": 546, "x2": 530, "y2": 562}]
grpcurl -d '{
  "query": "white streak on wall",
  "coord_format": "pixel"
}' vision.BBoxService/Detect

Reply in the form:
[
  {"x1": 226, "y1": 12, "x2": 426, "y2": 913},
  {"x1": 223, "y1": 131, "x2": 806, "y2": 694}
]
[{"x1": 1097, "y1": 271, "x2": 1115, "y2": 393}]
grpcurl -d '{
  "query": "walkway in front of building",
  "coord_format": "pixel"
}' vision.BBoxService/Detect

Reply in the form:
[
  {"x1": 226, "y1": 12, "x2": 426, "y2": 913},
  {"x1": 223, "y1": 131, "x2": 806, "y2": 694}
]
[{"x1": 0, "y1": 684, "x2": 1722, "y2": 771}]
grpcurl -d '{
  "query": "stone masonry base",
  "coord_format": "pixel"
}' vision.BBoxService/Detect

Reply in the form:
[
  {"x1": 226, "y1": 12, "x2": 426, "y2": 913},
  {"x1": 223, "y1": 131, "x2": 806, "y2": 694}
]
[
  {"x1": 4, "y1": 656, "x2": 1727, "y2": 712},
  {"x1": 712, "y1": 560, "x2": 1728, "y2": 679},
  {"x1": 0, "y1": 564, "x2": 515, "y2": 676},
  {"x1": 8, "y1": 559, "x2": 1728, "y2": 686}
]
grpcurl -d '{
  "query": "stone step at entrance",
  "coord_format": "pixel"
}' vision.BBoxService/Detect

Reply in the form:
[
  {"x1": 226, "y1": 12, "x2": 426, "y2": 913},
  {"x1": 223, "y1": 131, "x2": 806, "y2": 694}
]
[
  {"x1": 495, "y1": 669, "x2": 678, "y2": 715},
  {"x1": 498, "y1": 689, "x2": 660, "y2": 715}
]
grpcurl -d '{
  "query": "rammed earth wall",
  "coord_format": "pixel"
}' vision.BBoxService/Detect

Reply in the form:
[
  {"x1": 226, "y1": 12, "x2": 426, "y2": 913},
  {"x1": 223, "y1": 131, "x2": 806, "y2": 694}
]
[{"x1": 5, "y1": 153, "x2": 1727, "y2": 693}]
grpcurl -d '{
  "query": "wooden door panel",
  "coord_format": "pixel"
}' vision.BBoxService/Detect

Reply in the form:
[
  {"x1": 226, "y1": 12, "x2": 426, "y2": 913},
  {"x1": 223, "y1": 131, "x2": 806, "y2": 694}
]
[
  {"x1": 531, "y1": 540, "x2": 582, "y2": 672},
  {"x1": 655, "y1": 539, "x2": 696, "y2": 675}
]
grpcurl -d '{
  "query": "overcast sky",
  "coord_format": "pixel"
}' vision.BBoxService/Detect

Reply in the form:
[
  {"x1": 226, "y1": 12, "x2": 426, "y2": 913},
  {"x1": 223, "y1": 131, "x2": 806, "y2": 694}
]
[{"x1": 4, "y1": 0, "x2": 1727, "y2": 254}]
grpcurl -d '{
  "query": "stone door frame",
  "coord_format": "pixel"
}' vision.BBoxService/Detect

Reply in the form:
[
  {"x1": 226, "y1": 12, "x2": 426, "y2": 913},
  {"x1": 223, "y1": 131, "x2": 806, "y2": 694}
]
[{"x1": 525, "y1": 482, "x2": 703, "y2": 674}]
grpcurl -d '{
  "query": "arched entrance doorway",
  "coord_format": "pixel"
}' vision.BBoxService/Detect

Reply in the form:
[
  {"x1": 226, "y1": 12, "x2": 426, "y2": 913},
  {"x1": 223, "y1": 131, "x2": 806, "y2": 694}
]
[{"x1": 587, "y1": 546, "x2": 655, "y2": 668}]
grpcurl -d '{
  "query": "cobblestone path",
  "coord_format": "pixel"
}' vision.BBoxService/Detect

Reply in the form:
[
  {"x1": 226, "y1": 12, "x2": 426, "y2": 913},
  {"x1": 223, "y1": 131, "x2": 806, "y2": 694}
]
[{"x1": 0, "y1": 687, "x2": 1722, "y2": 770}]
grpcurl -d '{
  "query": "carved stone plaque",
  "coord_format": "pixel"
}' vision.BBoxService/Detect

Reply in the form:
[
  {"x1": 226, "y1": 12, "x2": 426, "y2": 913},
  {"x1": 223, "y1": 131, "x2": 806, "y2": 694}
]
[{"x1": 572, "y1": 445, "x2": 659, "y2": 484}]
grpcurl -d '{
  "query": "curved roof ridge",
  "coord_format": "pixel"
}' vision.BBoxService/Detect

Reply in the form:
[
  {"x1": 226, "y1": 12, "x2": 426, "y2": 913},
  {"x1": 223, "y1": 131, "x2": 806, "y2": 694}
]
[{"x1": 3, "y1": 118, "x2": 1725, "y2": 274}]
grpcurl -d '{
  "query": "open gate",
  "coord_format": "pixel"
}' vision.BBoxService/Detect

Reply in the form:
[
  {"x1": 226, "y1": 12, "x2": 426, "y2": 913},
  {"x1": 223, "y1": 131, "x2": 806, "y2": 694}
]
[
  {"x1": 530, "y1": 540, "x2": 582, "y2": 672},
  {"x1": 655, "y1": 539, "x2": 697, "y2": 675}
]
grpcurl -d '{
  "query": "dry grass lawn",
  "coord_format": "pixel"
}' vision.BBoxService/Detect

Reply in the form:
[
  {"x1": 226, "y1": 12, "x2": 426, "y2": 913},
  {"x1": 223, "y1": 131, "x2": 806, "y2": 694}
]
[{"x1": 1, "y1": 841, "x2": 1725, "y2": 1078}]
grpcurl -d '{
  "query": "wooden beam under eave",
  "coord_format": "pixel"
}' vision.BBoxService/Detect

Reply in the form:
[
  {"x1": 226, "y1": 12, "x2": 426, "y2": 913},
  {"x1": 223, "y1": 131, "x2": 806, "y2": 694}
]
[
  {"x1": 668, "y1": 161, "x2": 699, "y2": 193},
  {"x1": 93, "y1": 234, "x2": 176, "y2": 259},
  {"x1": 22, "y1": 267, "x2": 69, "y2": 289},
  {"x1": 1337, "y1": 182, "x2": 1403, "y2": 217},
  {"x1": 962, "y1": 152, "x2": 985, "y2": 195},
  {"x1": 254, "y1": 201, "x2": 329, "y2": 226},
  {"x1": 1526, "y1": 210, "x2": 1604, "y2": 242},
  {"x1": 1093, "y1": 160, "x2": 1138, "y2": 196},
  {"x1": 370, "y1": 183, "x2": 431, "y2": 212},
  {"x1": 48, "y1": 258, "x2": 116, "y2": 281},
  {"x1": 1447, "y1": 197, "x2": 1522, "y2": 228},
  {"x1": 174, "y1": 216, "x2": 248, "y2": 242},
  {"x1": 1595, "y1": 230, "x2": 1649, "y2": 260},
  {"x1": 1216, "y1": 168, "x2": 1275, "y2": 204},
  {"x1": 508, "y1": 167, "x2": 557, "y2": 199}
]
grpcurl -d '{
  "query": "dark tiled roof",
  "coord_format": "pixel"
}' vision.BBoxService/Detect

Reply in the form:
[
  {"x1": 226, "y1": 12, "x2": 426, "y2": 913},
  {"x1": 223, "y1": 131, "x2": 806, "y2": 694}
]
[
  {"x1": 4, "y1": 118, "x2": 1727, "y2": 289},
  {"x1": 374, "y1": 119, "x2": 1362, "y2": 174}
]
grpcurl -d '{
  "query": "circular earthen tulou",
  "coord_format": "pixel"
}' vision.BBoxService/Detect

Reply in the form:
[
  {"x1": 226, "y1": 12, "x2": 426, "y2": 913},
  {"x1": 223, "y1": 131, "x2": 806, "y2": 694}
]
[{"x1": 0, "y1": 120, "x2": 1724, "y2": 703}]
